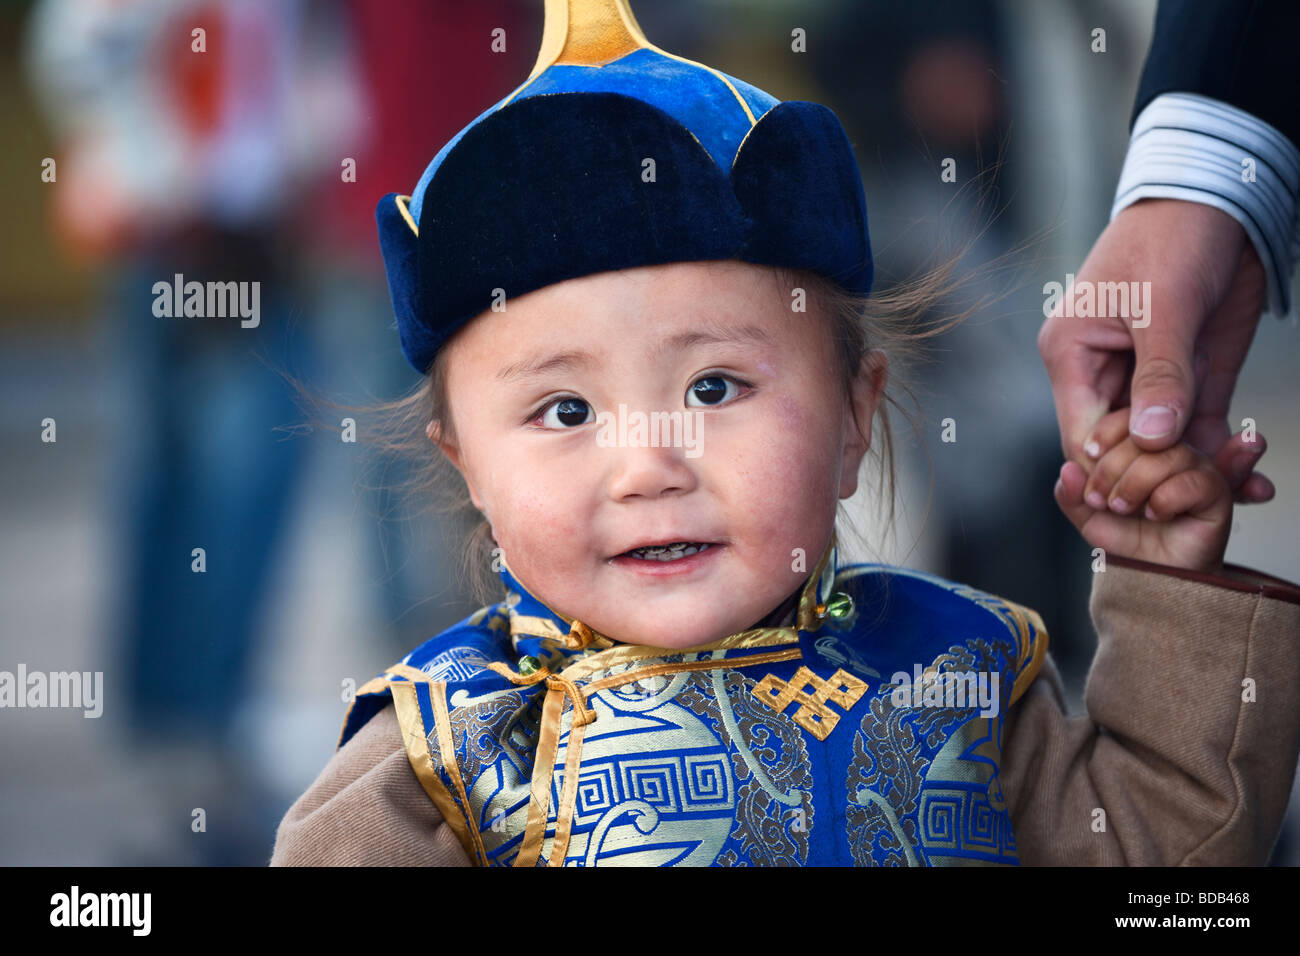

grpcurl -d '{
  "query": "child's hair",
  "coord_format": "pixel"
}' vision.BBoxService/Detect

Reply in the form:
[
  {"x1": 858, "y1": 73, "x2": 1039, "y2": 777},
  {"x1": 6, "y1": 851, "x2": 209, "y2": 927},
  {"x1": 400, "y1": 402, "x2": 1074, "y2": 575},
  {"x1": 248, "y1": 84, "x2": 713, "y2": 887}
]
[{"x1": 292, "y1": 246, "x2": 1009, "y2": 610}]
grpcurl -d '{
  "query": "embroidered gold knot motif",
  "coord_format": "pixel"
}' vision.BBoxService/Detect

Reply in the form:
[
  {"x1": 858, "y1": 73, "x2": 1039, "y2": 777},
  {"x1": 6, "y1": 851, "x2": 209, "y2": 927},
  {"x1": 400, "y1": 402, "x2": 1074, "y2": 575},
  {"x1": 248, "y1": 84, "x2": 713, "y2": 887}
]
[{"x1": 752, "y1": 666, "x2": 868, "y2": 740}]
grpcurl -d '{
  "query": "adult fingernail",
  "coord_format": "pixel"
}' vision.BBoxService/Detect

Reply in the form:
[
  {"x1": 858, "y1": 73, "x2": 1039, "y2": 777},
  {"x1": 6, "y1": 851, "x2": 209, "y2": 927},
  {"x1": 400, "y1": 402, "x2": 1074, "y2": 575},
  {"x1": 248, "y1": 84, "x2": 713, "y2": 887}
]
[{"x1": 1133, "y1": 405, "x2": 1176, "y2": 439}]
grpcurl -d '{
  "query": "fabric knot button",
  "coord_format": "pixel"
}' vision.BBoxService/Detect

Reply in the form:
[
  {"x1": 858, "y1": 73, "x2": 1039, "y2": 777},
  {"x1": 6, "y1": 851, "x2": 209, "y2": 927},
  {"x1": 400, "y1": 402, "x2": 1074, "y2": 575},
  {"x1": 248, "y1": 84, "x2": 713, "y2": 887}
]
[{"x1": 563, "y1": 619, "x2": 596, "y2": 651}]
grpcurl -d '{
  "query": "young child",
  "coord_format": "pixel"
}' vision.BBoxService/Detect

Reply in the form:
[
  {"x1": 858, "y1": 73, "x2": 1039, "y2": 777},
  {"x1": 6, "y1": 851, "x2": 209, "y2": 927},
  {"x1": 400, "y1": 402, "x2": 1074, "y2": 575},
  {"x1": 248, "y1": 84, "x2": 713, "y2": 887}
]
[{"x1": 271, "y1": 0, "x2": 1300, "y2": 866}]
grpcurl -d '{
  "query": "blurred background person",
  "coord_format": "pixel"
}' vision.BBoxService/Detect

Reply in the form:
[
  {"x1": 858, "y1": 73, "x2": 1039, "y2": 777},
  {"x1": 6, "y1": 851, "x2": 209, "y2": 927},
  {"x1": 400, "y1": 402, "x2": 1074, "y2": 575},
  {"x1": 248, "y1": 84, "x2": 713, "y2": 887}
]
[{"x1": 22, "y1": 0, "x2": 358, "y2": 863}]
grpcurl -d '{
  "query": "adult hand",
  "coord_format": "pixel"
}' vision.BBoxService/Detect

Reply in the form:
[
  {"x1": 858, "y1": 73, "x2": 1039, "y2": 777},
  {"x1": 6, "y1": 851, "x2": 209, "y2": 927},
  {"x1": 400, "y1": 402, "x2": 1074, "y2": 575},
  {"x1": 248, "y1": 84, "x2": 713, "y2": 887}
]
[{"x1": 1037, "y1": 198, "x2": 1274, "y2": 503}]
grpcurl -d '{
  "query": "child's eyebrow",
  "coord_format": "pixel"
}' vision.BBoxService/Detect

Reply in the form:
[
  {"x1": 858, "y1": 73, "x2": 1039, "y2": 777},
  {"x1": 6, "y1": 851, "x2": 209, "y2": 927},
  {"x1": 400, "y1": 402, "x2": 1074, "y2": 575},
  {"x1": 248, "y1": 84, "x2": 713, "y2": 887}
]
[{"x1": 496, "y1": 322, "x2": 773, "y2": 385}]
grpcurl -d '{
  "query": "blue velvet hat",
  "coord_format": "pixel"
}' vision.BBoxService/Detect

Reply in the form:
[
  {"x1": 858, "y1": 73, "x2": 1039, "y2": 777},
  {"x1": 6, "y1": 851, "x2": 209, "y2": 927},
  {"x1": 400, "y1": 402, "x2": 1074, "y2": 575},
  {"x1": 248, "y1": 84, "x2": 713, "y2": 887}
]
[{"x1": 377, "y1": 0, "x2": 873, "y2": 374}]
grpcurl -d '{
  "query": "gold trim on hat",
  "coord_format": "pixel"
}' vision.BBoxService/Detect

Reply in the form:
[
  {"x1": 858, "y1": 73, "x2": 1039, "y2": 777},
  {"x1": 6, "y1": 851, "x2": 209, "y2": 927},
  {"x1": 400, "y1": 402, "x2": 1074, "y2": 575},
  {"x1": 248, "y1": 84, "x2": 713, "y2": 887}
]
[
  {"x1": 531, "y1": 0, "x2": 648, "y2": 75},
  {"x1": 503, "y1": 0, "x2": 758, "y2": 126},
  {"x1": 394, "y1": 194, "x2": 418, "y2": 236}
]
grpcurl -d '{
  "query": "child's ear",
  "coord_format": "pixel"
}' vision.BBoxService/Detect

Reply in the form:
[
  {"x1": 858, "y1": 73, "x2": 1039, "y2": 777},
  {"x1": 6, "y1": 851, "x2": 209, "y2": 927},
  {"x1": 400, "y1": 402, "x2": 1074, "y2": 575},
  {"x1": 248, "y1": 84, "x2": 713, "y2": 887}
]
[
  {"x1": 427, "y1": 418, "x2": 462, "y2": 467},
  {"x1": 428, "y1": 419, "x2": 488, "y2": 513},
  {"x1": 839, "y1": 349, "x2": 889, "y2": 499}
]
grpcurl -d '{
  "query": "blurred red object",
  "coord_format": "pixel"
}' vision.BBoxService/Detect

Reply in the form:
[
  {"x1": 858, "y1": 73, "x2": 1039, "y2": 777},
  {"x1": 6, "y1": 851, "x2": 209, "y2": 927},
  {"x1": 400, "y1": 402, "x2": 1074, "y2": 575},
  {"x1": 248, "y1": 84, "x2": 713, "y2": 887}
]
[
  {"x1": 165, "y1": 2, "x2": 226, "y2": 140},
  {"x1": 310, "y1": 0, "x2": 538, "y2": 264},
  {"x1": 28, "y1": 0, "x2": 537, "y2": 264}
]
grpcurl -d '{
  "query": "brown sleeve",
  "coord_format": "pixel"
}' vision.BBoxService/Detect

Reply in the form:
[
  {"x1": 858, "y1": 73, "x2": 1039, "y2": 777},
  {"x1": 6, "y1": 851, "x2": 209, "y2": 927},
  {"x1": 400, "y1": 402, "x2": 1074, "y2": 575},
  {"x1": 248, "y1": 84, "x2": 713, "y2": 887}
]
[
  {"x1": 1000, "y1": 556, "x2": 1300, "y2": 866},
  {"x1": 269, "y1": 702, "x2": 474, "y2": 866}
]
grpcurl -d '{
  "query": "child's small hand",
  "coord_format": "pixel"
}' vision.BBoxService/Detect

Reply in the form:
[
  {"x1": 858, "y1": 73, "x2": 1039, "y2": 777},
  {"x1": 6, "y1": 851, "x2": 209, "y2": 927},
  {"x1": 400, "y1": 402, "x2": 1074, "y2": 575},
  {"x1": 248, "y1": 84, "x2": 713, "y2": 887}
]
[
  {"x1": 1080, "y1": 407, "x2": 1269, "y2": 503},
  {"x1": 1055, "y1": 409, "x2": 1243, "y2": 573}
]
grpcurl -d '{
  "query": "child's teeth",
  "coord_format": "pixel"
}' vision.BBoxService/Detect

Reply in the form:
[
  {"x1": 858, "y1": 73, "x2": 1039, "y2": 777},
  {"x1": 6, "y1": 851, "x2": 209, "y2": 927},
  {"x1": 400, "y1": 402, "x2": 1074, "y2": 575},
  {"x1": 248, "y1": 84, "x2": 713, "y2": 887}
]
[{"x1": 629, "y1": 542, "x2": 710, "y2": 561}]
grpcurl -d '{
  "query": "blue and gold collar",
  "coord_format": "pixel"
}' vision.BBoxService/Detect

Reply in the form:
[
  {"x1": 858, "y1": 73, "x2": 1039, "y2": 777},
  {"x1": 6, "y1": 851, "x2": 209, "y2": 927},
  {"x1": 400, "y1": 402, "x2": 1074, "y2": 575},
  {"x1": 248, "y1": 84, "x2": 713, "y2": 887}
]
[{"x1": 496, "y1": 531, "x2": 843, "y2": 670}]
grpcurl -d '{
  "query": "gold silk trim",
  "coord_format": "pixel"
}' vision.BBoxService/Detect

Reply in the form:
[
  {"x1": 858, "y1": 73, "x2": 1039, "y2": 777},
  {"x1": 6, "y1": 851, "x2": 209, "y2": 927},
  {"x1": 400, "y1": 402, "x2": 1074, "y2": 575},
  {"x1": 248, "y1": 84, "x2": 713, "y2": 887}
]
[
  {"x1": 547, "y1": 671, "x2": 597, "y2": 725},
  {"x1": 1004, "y1": 599, "x2": 1049, "y2": 707},
  {"x1": 486, "y1": 660, "x2": 549, "y2": 687},
  {"x1": 514, "y1": 684, "x2": 567, "y2": 867},
  {"x1": 548, "y1": 715, "x2": 590, "y2": 866},
  {"x1": 555, "y1": 627, "x2": 800, "y2": 682},
  {"x1": 385, "y1": 662, "x2": 434, "y2": 684},
  {"x1": 429, "y1": 680, "x2": 488, "y2": 865},
  {"x1": 394, "y1": 194, "x2": 417, "y2": 236},
  {"x1": 563, "y1": 619, "x2": 597, "y2": 650},
  {"x1": 390, "y1": 680, "x2": 484, "y2": 865},
  {"x1": 582, "y1": 648, "x2": 802, "y2": 694},
  {"x1": 507, "y1": 612, "x2": 570, "y2": 644},
  {"x1": 354, "y1": 675, "x2": 392, "y2": 697},
  {"x1": 798, "y1": 531, "x2": 838, "y2": 630},
  {"x1": 488, "y1": 660, "x2": 597, "y2": 727}
]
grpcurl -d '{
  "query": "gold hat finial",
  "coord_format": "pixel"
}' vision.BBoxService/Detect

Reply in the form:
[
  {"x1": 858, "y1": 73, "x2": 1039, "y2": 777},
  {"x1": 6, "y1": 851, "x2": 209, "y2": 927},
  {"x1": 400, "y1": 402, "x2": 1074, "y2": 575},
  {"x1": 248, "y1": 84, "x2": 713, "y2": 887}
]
[{"x1": 528, "y1": 0, "x2": 652, "y2": 80}]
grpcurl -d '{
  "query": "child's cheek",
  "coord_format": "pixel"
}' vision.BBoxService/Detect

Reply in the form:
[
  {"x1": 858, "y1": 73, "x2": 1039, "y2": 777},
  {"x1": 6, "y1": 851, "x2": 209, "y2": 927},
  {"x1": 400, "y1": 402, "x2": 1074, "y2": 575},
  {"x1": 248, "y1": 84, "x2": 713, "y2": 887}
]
[
  {"x1": 766, "y1": 391, "x2": 831, "y2": 464},
  {"x1": 509, "y1": 487, "x2": 578, "y2": 543},
  {"x1": 737, "y1": 393, "x2": 832, "y2": 514},
  {"x1": 772, "y1": 391, "x2": 806, "y2": 430}
]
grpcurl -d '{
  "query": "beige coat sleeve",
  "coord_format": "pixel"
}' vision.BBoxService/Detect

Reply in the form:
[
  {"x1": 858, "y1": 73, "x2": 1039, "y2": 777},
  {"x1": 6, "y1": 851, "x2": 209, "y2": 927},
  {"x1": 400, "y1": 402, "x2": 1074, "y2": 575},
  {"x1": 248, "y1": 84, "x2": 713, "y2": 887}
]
[
  {"x1": 269, "y1": 702, "x2": 472, "y2": 866},
  {"x1": 1000, "y1": 555, "x2": 1300, "y2": 865}
]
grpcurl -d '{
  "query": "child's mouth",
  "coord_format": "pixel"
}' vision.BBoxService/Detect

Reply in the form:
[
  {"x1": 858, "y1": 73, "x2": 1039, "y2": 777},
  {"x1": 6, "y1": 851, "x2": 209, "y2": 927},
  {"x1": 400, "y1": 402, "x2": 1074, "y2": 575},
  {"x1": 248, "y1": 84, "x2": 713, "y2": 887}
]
[
  {"x1": 622, "y1": 541, "x2": 714, "y2": 562},
  {"x1": 610, "y1": 541, "x2": 721, "y2": 576}
]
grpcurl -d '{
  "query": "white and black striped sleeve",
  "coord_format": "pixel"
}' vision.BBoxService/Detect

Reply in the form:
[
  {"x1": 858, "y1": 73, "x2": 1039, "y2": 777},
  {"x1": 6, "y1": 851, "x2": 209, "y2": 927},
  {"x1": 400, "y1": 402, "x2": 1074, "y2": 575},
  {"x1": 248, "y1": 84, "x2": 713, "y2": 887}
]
[{"x1": 1111, "y1": 92, "x2": 1300, "y2": 318}]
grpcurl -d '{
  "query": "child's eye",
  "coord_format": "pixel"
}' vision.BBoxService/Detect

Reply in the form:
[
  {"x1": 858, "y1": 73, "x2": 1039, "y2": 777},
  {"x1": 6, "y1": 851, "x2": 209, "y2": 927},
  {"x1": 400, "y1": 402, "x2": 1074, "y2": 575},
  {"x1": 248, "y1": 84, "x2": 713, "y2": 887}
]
[
  {"x1": 530, "y1": 375, "x2": 749, "y2": 428},
  {"x1": 534, "y1": 397, "x2": 594, "y2": 429},
  {"x1": 686, "y1": 374, "x2": 748, "y2": 407}
]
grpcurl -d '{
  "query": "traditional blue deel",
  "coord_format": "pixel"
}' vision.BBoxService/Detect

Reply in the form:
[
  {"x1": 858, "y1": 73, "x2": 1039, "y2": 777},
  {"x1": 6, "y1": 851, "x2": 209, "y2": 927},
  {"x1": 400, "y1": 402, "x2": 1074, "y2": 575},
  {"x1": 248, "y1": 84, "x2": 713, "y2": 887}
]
[
  {"x1": 339, "y1": 533, "x2": 1050, "y2": 866},
  {"x1": 376, "y1": 0, "x2": 874, "y2": 374}
]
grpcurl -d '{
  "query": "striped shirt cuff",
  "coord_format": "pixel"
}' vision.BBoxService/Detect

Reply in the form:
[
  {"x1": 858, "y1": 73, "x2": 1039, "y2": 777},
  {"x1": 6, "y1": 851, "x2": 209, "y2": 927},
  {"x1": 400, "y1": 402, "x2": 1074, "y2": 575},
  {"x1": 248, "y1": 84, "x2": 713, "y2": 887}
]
[{"x1": 1111, "y1": 92, "x2": 1300, "y2": 317}]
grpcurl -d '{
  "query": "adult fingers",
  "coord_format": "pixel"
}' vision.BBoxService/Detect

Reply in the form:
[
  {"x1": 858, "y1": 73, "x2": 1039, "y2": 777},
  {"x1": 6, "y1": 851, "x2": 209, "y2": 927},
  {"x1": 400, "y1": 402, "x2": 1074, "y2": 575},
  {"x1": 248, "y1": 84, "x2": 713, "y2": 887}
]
[
  {"x1": 1127, "y1": 319, "x2": 1199, "y2": 450},
  {"x1": 1038, "y1": 306, "x2": 1135, "y2": 465}
]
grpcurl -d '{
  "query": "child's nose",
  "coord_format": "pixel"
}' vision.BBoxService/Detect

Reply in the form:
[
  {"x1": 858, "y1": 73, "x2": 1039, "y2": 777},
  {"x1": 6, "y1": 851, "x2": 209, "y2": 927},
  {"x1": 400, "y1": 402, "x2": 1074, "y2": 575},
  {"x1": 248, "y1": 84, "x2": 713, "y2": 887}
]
[{"x1": 604, "y1": 442, "x2": 700, "y2": 501}]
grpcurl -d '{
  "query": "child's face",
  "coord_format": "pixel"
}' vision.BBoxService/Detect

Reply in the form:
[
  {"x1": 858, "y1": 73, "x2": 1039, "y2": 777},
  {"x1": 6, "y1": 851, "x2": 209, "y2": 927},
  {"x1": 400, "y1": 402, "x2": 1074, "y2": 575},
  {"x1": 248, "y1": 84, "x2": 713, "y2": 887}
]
[{"x1": 435, "y1": 259, "x2": 885, "y2": 649}]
